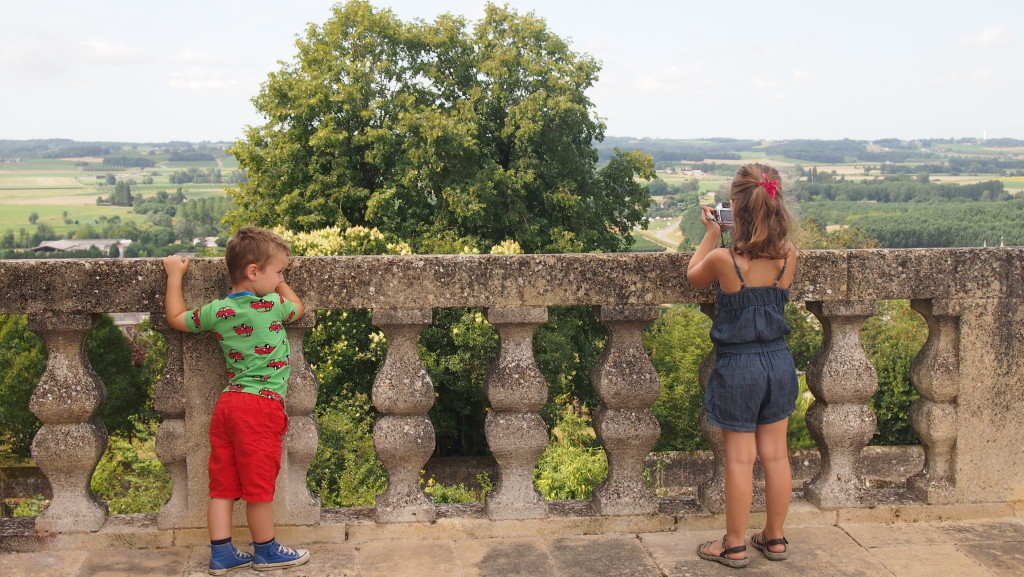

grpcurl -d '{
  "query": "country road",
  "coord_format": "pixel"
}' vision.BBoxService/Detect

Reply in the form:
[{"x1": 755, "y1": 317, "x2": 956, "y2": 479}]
[{"x1": 638, "y1": 216, "x2": 683, "y2": 252}]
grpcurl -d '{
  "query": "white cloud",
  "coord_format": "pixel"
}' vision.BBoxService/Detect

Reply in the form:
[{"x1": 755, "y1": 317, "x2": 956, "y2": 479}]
[
  {"x1": 167, "y1": 67, "x2": 238, "y2": 91},
  {"x1": 791, "y1": 70, "x2": 812, "y2": 83},
  {"x1": 171, "y1": 49, "x2": 220, "y2": 64},
  {"x1": 971, "y1": 68, "x2": 995, "y2": 82},
  {"x1": 77, "y1": 38, "x2": 148, "y2": 65},
  {"x1": 959, "y1": 25, "x2": 1009, "y2": 48}
]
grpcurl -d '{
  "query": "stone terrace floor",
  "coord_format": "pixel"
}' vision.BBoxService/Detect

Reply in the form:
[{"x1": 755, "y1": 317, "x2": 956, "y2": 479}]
[{"x1": 3, "y1": 515, "x2": 1024, "y2": 577}]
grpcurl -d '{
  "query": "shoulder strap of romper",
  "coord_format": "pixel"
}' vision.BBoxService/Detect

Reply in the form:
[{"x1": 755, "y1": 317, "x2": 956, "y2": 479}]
[
  {"x1": 728, "y1": 249, "x2": 746, "y2": 287},
  {"x1": 772, "y1": 256, "x2": 789, "y2": 287}
]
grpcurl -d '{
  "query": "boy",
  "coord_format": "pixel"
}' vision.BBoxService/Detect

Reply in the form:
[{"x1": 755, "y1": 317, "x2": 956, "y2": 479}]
[{"x1": 163, "y1": 226, "x2": 310, "y2": 574}]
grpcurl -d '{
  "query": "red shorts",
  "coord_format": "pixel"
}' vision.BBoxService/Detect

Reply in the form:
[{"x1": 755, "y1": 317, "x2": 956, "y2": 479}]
[{"x1": 208, "y1": 392, "x2": 288, "y2": 502}]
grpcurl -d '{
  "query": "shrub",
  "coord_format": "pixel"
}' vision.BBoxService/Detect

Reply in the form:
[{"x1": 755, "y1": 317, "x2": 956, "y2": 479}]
[
  {"x1": 534, "y1": 404, "x2": 607, "y2": 500},
  {"x1": 12, "y1": 494, "x2": 47, "y2": 517},
  {"x1": 306, "y1": 394, "x2": 387, "y2": 507},
  {"x1": 90, "y1": 417, "x2": 171, "y2": 514},
  {"x1": 423, "y1": 472, "x2": 493, "y2": 504}
]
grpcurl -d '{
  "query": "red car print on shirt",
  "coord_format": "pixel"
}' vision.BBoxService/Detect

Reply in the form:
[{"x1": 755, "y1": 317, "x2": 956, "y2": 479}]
[
  {"x1": 255, "y1": 375, "x2": 271, "y2": 382},
  {"x1": 250, "y1": 299, "x2": 274, "y2": 312},
  {"x1": 233, "y1": 324, "x2": 254, "y2": 337},
  {"x1": 253, "y1": 344, "x2": 275, "y2": 356},
  {"x1": 227, "y1": 371, "x2": 236, "y2": 380},
  {"x1": 214, "y1": 332, "x2": 224, "y2": 341},
  {"x1": 216, "y1": 307, "x2": 236, "y2": 319},
  {"x1": 266, "y1": 358, "x2": 289, "y2": 370},
  {"x1": 228, "y1": 349, "x2": 244, "y2": 362},
  {"x1": 259, "y1": 388, "x2": 283, "y2": 401},
  {"x1": 286, "y1": 311, "x2": 295, "y2": 323},
  {"x1": 228, "y1": 383, "x2": 245, "y2": 392},
  {"x1": 192, "y1": 309, "x2": 201, "y2": 328},
  {"x1": 268, "y1": 321, "x2": 285, "y2": 333}
]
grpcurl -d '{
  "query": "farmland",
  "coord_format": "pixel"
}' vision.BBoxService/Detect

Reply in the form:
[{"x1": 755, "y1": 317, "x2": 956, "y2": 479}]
[{"x1": 0, "y1": 146, "x2": 237, "y2": 237}]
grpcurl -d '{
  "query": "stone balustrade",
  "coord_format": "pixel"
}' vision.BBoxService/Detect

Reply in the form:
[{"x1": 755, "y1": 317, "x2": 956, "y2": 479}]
[{"x1": 2, "y1": 248, "x2": 1023, "y2": 537}]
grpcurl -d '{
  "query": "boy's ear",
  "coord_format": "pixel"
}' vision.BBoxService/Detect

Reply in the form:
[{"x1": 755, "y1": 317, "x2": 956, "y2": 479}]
[{"x1": 245, "y1": 263, "x2": 260, "y2": 280}]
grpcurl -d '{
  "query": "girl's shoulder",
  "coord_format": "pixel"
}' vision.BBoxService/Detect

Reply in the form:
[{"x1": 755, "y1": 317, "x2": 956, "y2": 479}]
[{"x1": 709, "y1": 246, "x2": 735, "y2": 265}]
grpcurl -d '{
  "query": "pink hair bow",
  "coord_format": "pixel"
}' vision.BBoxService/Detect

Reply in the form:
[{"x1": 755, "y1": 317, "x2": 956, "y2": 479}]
[{"x1": 760, "y1": 174, "x2": 779, "y2": 198}]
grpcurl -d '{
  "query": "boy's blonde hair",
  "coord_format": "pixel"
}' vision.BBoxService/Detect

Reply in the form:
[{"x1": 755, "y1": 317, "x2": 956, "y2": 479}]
[
  {"x1": 225, "y1": 227, "x2": 292, "y2": 284},
  {"x1": 729, "y1": 163, "x2": 796, "y2": 259}
]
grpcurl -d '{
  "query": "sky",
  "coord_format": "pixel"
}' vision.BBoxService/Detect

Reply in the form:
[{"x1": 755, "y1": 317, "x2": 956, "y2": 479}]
[{"x1": 1, "y1": 0, "x2": 1021, "y2": 143}]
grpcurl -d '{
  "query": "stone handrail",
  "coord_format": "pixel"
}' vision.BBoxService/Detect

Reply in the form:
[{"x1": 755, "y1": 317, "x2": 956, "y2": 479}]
[{"x1": 1, "y1": 247, "x2": 1022, "y2": 534}]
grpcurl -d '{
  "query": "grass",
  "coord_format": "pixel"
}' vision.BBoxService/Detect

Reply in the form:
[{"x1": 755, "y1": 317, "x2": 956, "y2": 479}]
[
  {"x1": 0, "y1": 159, "x2": 81, "y2": 171},
  {"x1": 0, "y1": 205, "x2": 145, "y2": 236}
]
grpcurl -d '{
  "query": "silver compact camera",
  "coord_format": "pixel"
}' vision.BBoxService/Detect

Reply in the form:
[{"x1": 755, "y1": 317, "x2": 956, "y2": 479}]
[{"x1": 708, "y1": 202, "x2": 732, "y2": 227}]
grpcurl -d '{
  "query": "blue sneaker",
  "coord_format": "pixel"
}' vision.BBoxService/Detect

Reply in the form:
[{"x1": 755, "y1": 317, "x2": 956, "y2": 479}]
[
  {"x1": 252, "y1": 539, "x2": 310, "y2": 571},
  {"x1": 208, "y1": 542, "x2": 253, "y2": 575}
]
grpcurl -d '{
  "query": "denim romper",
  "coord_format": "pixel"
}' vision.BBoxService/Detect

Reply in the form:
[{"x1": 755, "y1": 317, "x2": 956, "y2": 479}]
[{"x1": 704, "y1": 251, "x2": 799, "y2": 433}]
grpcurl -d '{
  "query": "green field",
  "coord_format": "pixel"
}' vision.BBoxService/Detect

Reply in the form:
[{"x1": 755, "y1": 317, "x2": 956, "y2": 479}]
[
  {"x1": 1003, "y1": 177, "x2": 1024, "y2": 190},
  {"x1": 0, "y1": 156, "x2": 233, "y2": 235}
]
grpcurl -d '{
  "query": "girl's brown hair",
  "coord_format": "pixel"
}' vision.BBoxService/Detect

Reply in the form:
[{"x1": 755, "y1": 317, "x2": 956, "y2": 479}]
[{"x1": 729, "y1": 163, "x2": 796, "y2": 259}]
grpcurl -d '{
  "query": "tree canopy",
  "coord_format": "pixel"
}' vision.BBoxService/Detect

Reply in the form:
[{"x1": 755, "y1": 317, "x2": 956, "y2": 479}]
[{"x1": 229, "y1": 0, "x2": 653, "y2": 253}]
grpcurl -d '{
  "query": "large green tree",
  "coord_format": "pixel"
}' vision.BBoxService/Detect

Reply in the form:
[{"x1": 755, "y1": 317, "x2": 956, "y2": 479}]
[
  {"x1": 229, "y1": 0, "x2": 653, "y2": 254},
  {"x1": 226, "y1": 2, "x2": 654, "y2": 461}
]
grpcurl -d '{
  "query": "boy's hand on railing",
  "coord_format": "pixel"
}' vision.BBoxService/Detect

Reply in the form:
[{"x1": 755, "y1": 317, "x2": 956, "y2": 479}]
[{"x1": 163, "y1": 254, "x2": 191, "y2": 278}]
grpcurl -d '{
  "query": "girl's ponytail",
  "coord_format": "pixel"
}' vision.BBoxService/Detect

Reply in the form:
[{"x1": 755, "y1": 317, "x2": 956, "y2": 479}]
[{"x1": 729, "y1": 163, "x2": 795, "y2": 259}]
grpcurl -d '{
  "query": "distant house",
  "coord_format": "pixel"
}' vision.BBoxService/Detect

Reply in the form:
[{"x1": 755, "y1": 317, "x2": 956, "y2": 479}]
[
  {"x1": 192, "y1": 236, "x2": 220, "y2": 248},
  {"x1": 33, "y1": 239, "x2": 132, "y2": 257}
]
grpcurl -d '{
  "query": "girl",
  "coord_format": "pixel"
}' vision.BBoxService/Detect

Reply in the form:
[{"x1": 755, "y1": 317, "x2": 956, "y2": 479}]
[{"x1": 689, "y1": 163, "x2": 798, "y2": 568}]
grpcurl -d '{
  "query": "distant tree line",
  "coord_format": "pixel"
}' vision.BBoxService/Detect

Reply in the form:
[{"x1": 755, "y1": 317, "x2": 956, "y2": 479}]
[
  {"x1": 168, "y1": 151, "x2": 216, "y2": 162},
  {"x1": 763, "y1": 139, "x2": 928, "y2": 164},
  {"x1": 878, "y1": 158, "x2": 1024, "y2": 175},
  {"x1": 919, "y1": 137, "x2": 1024, "y2": 147},
  {"x1": 168, "y1": 167, "x2": 223, "y2": 184},
  {"x1": 798, "y1": 199, "x2": 1024, "y2": 248},
  {"x1": 595, "y1": 137, "x2": 754, "y2": 165},
  {"x1": 793, "y1": 177, "x2": 1009, "y2": 203},
  {"x1": 0, "y1": 139, "x2": 112, "y2": 159},
  {"x1": 102, "y1": 156, "x2": 157, "y2": 169}
]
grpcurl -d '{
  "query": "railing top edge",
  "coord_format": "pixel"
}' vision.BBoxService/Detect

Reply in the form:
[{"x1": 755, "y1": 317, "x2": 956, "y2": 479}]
[{"x1": 0, "y1": 247, "x2": 1020, "y2": 315}]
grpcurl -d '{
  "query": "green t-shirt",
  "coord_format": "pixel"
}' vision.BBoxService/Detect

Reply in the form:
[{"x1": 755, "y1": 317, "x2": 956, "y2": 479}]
[{"x1": 185, "y1": 291, "x2": 299, "y2": 400}]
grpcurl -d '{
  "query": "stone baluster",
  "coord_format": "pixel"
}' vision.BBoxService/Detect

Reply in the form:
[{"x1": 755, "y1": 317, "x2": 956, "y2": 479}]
[
  {"x1": 371, "y1": 309, "x2": 436, "y2": 523},
  {"x1": 803, "y1": 301, "x2": 878, "y2": 509},
  {"x1": 151, "y1": 313, "x2": 190, "y2": 529},
  {"x1": 696, "y1": 303, "x2": 726, "y2": 513},
  {"x1": 483, "y1": 307, "x2": 549, "y2": 520},
  {"x1": 27, "y1": 312, "x2": 108, "y2": 532},
  {"x1": 277, "y1": 312, "x2": 321, "y2": 524},
  {"x1": 590, "y1": 305, "x2": 661, "y2": 516},
  {"x1": 907, "y1": 299, "x2": 960, "y2": 504}
]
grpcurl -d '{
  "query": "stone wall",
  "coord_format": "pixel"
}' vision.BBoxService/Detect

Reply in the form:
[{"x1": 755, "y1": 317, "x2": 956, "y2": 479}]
[{"x1": 1, "y1": 248, "x2": 1023, "y2": 534}]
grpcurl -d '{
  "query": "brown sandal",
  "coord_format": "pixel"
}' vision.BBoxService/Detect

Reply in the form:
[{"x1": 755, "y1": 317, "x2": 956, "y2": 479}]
[
  {"x1": 750, "y1": 531, "x2": 788, "y2": 561},
  {"x1": 697, "y1": 537, "x2": 749, "y2": 568}
]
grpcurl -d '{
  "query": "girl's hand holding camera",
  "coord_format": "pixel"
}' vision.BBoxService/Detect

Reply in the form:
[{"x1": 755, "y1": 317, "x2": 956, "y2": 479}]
[{"x1": 701, "y1": 206, "x2": 722, "y2": 233}]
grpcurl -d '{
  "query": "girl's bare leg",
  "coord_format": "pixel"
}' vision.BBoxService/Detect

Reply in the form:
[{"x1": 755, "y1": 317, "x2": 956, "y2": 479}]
[
  {"x1": 755, "y1": 418, "x2": 792, "y2": 552},
  {"x1": 706, "y1": 429, "x2": 757, "y2": 559}
]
